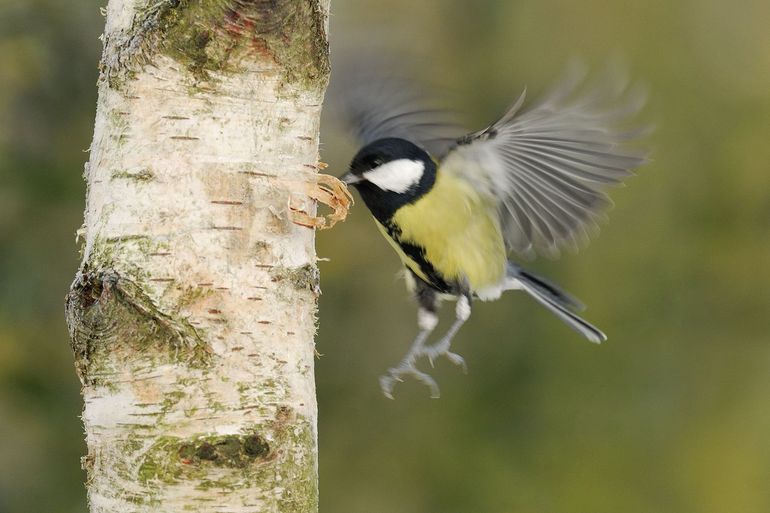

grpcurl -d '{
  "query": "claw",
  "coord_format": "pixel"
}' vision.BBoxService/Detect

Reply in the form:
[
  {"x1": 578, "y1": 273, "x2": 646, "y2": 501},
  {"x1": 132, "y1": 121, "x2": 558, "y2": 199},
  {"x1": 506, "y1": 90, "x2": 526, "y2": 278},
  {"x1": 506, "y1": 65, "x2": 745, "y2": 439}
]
[
  {"x1": 446, "y1": 351, "x2": 468, "y2": 373},
  {"x1": 421, "y1": 335, "x2": 466, "y2": 374},
  {"x1": 379, "y1": 333, "x2": 468, "y2": 398},
  {"x1": 379, "y1": 362, "x2": 441, "y2": 399},
  {"x1": 379, "y1": 374, "x2": 397, "y2": 400},
  {"x1": 379, "y1": 297, "x2": 471, "y2": 399},
  {"x1": 413, "y1": 370, "x2": 441, "y2": 399}
]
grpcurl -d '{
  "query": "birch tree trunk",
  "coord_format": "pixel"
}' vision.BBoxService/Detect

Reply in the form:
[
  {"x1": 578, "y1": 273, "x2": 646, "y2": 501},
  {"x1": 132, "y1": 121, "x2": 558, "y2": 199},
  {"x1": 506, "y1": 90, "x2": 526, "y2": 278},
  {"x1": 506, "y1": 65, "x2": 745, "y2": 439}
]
[{"x1": 65, "y1": 1, "x2": 330, "y2": 511}]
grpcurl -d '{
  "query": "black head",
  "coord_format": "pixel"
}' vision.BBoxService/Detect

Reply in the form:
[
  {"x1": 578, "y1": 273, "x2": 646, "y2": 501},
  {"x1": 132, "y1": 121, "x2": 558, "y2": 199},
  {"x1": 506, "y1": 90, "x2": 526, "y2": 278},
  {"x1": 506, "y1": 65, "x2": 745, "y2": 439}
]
[{"x1": 341, "y1": 138, "x2": 436, "y2": 223}]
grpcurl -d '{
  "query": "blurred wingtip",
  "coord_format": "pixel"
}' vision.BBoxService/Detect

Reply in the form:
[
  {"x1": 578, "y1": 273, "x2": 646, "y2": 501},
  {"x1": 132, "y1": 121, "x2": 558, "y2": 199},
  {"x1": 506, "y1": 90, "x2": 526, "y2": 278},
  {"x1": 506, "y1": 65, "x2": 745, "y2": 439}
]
[{"x1": 328, "y1": 47, "x2": 466, "y2": 157}]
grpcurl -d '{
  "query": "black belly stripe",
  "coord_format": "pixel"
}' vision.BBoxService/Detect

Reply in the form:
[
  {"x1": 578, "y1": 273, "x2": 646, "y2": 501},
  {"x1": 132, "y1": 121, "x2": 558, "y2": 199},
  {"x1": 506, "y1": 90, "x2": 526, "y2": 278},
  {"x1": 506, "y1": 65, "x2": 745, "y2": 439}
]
[{"x1": 383, "y1": 223, "x2": 453, "y2": 293}]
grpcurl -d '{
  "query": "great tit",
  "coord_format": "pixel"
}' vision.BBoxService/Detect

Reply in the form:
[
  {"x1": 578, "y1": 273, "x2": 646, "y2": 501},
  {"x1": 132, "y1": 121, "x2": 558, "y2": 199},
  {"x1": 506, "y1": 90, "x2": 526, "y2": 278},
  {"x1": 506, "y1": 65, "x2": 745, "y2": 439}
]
[{"x1": 338, "y1": 64, "x2": 647, "y2": 398}]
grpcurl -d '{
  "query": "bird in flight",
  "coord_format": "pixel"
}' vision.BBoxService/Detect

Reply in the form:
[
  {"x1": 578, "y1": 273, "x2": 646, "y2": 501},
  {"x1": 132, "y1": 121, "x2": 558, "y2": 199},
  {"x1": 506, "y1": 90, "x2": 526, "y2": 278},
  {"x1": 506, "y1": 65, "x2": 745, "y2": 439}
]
[{"x1": 337, "y1": 62, "x2": 648, "y2": 398}]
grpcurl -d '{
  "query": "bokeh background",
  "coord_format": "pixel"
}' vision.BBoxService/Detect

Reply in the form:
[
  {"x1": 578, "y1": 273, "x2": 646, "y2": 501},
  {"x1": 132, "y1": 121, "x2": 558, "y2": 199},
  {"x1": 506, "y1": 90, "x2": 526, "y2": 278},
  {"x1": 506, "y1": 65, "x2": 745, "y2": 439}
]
[{"x1": 1, "y1": 0, "x2": 769, "y2": 512}]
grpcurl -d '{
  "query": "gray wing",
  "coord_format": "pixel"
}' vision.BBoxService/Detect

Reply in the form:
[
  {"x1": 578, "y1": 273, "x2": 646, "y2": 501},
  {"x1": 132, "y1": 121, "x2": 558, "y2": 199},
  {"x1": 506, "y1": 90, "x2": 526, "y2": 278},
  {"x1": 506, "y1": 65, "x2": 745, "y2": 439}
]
[
  {"x1": 331, "y1": 58, "x2": 463, "y2": 156},
  {"x1": 443, "y1": 64, "x2": 649, "y2": 259}
]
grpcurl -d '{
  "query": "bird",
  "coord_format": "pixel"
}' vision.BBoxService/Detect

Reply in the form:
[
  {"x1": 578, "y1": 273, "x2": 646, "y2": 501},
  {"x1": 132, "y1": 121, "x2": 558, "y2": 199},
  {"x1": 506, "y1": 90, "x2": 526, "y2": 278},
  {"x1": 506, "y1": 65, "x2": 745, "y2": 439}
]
[{"x1": 336, "y1": 62, "x2": 648, "y2": 399}]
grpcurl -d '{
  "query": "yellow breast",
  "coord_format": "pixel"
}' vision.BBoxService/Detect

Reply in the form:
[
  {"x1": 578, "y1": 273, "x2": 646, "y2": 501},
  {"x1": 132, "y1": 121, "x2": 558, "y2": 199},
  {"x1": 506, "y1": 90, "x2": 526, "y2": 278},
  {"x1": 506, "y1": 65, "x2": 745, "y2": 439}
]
[{"x1": 387, "y1": 171, "x2": 507, "y2": 291}]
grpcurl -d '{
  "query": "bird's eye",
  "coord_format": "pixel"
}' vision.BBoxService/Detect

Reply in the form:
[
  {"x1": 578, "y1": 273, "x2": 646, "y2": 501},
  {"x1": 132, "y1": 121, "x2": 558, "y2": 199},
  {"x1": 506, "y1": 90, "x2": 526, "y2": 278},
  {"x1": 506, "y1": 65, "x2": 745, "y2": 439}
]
[{"x1": 372, "y1": 158, "x2": 383, "y2": 167}]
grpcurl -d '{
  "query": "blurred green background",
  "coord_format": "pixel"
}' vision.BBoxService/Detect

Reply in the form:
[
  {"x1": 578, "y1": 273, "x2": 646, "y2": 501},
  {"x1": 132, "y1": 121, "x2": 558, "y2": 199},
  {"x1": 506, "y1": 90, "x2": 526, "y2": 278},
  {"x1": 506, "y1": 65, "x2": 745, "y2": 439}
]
[{"x1": 1, "y1": 0, "x2": 769, "y2": 512}]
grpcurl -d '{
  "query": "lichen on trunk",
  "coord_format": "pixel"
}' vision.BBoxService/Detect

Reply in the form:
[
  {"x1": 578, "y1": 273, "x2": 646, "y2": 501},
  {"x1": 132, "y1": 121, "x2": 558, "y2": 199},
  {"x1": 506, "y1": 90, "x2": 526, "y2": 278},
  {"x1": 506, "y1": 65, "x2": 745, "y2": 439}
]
[{"x1": 67, "y1": 0, "x2": 330, "y2": 511}]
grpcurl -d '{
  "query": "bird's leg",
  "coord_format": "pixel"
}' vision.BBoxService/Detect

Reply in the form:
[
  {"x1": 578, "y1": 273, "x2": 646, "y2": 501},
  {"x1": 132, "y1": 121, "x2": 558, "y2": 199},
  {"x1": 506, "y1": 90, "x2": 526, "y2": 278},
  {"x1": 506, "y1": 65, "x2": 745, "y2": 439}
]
[
  {"x1": 424, "y1": 294, "x2": 471, "y2": 372},
  {"x1": 380, "y1": 285, "x2": 441, "y2": 399},
  {"x1": 379, "y1": 309, "x2": 439, "y2": 399}
]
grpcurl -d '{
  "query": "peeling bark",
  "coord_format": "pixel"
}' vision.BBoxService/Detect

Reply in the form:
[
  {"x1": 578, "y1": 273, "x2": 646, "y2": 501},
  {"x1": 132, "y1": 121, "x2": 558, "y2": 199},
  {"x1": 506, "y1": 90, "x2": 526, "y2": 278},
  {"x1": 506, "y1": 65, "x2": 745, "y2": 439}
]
[{"x1": 66, "y1": 1, "x2": 330, "y2": 511}]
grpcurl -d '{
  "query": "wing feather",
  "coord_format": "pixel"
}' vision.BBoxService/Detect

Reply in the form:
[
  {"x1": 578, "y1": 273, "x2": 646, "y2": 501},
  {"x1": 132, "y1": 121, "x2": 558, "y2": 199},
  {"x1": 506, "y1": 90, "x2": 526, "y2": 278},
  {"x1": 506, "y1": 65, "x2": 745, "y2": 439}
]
[
  {"x1": 443, "y1": 64, "x2": 648, "y2": 258},
  {"x1": 331, "y1": 58, "x2": 464, "y2": 156}
]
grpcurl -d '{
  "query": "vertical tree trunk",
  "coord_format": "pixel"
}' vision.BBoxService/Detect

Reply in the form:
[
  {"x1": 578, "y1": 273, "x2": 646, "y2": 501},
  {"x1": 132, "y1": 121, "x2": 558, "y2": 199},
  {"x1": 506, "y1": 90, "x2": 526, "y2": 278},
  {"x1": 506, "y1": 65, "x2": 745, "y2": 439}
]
[{"x1": 65, "y1": 1, "x2": 330, "y2": 511}]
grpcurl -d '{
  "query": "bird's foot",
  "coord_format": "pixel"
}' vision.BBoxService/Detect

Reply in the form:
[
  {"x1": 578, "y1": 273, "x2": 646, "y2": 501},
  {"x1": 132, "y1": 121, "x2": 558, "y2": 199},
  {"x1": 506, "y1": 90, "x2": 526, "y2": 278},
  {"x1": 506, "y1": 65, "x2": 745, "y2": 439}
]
[
  {"x1": 424, "y1": 338, "x2": 468, "y2": 374},
  {"x1": 379, "y1": 359, "x2": 441, "y2": 399}
]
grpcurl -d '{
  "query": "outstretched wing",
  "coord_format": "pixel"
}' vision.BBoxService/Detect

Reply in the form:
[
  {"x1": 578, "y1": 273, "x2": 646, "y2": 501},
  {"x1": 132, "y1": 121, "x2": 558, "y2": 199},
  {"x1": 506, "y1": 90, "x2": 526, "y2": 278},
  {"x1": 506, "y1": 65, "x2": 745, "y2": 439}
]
[
  {"x1": 442, "y1": 64, "x2": 649, "y2": 259},
  {"x1": 331, "y1": 57, "x2": 464, "y2": 157}
]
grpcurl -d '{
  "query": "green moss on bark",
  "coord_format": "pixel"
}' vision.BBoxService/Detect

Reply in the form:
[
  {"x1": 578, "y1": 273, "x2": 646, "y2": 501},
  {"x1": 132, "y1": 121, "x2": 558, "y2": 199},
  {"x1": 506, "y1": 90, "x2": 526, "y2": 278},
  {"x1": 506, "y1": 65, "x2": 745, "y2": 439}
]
[
  {"x1": 138, "y1": 432, "x2": 271, "y2": 485},
  {"x1": 104, "y1": 0, "x2": 330, "y2": 90},
  {"x1": 276, "y1": 423, "x2": 317, "y2": 512},
  {"x1": 65, "y1": 268, "x2": 210, "y2": 387},
  {"x1": 270, "y1": 264, "x2": 320, "y2": 294},
  {"x1": 133, "y1": 409, "x2": 316, "y2": 510},
  {"x1": 110, "y1": 168, "x2": 155, "y2": 182}
]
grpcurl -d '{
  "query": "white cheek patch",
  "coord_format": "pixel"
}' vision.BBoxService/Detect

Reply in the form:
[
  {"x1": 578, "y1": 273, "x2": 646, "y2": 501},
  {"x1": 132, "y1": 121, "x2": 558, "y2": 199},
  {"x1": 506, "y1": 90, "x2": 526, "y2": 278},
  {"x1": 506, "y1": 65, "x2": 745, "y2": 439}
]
[{"x1": 363, "y1": 159, "x2": 425, "y2": 193}]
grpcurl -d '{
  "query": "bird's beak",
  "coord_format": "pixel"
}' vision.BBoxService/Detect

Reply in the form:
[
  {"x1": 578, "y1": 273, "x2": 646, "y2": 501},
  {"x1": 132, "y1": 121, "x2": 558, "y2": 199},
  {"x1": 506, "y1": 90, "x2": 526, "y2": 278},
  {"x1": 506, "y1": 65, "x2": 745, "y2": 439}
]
[{"x1": 340, "y1": 172, "x2": 361, "y2": 185}]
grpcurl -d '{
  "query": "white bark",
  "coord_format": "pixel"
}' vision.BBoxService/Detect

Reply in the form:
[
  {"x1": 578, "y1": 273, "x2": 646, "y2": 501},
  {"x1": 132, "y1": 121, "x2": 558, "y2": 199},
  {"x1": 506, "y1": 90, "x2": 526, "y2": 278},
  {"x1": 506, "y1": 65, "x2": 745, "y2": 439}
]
[{"x1": 66, "y1": 1, "x2": 330, "y2": 511}]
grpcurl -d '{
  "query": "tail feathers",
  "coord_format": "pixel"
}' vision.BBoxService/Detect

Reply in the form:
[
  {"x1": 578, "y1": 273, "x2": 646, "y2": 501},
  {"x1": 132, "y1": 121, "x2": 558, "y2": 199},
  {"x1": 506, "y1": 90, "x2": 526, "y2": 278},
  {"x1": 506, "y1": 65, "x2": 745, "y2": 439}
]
[
  {"x1": 517, "y1": 269, "x2": 585, "y2": 312},
  {"x1": 510, "y1": 267, "x2": 606, "y2": 344},
  {"x1": 506, "y1": 263, "x2": 584, "y2": 312}
]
